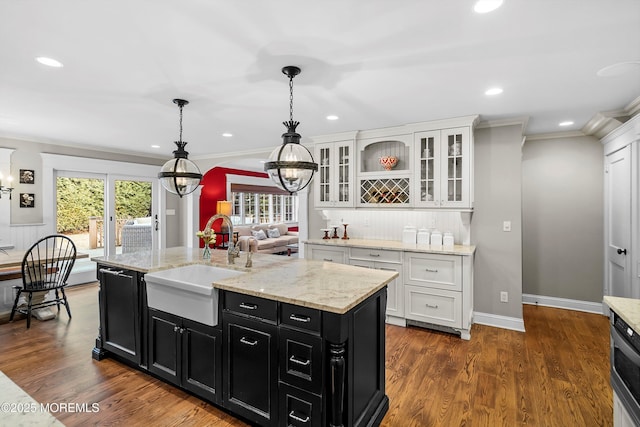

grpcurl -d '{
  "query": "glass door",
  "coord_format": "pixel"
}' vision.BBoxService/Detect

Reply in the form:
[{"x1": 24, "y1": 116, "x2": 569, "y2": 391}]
[{"x1": 114, "y1": 178, "x2": 154, "y2": 254}]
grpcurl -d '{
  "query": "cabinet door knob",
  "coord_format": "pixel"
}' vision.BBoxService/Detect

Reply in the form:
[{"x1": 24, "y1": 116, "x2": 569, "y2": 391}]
[
  {"x1": 617, "y1": 248, "x2": 628, "y2": 255},
  {"x1": 289, "y1": 411, "x2": 310, "y2": 423},
  {"x1": 239, "y1": 337, "x2": 258, "y2": 346},
  {"x1": 173, "y1": 326, "x2": 180, "y2": 332}
]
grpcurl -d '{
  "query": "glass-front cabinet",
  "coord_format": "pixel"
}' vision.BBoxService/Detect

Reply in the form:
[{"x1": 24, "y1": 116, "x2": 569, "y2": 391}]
[
  {"x1": 314, "y1": 139, "x2": 355, "y2": 208},
  {"x1": 414, "y1": 127, "x2": 472, "y2": 209}
]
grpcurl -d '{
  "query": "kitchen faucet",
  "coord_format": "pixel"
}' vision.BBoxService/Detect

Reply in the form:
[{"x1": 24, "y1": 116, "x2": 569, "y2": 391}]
[{"x1": 204, "y1": 214, "x2": 237, "y2": 265}]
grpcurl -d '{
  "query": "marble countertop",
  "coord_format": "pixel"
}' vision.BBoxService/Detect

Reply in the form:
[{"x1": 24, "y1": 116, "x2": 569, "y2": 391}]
[
  {"x1": 93, "y1": 247, "x2": 398, "y2": 314},
  {"x1": 304, "y1": 238, "x2": 476, "y2": 256},
  {"x1": 604, "y1": 296, "x2": 640, "y2": 332}
]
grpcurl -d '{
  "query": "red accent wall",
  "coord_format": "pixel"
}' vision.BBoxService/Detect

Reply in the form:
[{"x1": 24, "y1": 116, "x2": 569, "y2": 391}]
[{"x1": 199, "y1": 167, "x2": 268, "y2": 246}]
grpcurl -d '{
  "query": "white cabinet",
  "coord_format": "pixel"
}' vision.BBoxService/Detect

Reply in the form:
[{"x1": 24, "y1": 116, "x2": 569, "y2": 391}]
[
  {"x1": 314, "y1": 139, "x2": 355, "y2": 208},
  {"x1": 348, "y1": 247, "x2": 404, "y2": 323},
  {"x1": 305, "y1": 243, "x2": 346, "y2": 264},
  {"x1": 403, "y1": 251, "x2": 473, "y2": 340},
  {"x1": 414, "y1": 127, "x2": 473, "y2": 209}
]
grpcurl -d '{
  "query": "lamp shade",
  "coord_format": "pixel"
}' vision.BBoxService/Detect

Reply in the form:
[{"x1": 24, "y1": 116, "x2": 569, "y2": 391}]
[{"x1": 216, "y1": 200, "x2": 232, "y2": 216}]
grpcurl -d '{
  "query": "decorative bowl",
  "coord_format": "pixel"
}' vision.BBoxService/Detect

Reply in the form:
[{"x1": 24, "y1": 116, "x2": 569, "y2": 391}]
[{"x1": 379, "y1": 156, "x2": 398, "y2": 171}]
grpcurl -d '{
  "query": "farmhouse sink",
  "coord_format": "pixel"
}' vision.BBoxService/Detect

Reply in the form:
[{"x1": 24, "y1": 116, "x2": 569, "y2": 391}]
[{"x1": 145, "y1": 264, "x2": 245, "y2": 326}]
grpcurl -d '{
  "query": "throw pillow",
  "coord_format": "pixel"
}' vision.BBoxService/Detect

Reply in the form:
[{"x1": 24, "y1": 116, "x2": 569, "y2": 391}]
[
  {"x1": 251, "y1": 229, "x2": 267, "y2": 240},
  {"x1": 267, "y1": 228, "x2": 281, "y2": 239}
]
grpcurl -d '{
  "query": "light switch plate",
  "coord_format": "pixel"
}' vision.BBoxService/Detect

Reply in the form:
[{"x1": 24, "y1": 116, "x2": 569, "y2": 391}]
[{"x1": 503, "y1": 221, "x2": 511, "y2": 232}]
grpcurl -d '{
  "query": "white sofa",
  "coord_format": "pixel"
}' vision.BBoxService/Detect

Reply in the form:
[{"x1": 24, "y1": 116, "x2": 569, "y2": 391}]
[{"x1": 236, "y1": 223, "x2": 298, "y2": 254}]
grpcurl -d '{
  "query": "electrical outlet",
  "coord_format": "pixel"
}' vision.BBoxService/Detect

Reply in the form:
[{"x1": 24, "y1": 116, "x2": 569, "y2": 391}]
[
  {"x1": 500, "y1": 291, "x2": 509, "y2": 303},
  {"x1": 503, "y1": 221, "x2": 511, "y2": 232}
]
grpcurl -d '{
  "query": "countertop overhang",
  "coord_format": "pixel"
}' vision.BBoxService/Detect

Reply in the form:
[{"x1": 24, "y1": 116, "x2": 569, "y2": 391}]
[
  {"x1": 93, "y1": 246, "x2": 398, "y2": 314},
  {"x1": 304, "y1": 238, "x2": 476, "y2": 256},
  {"x1": 604, "y1": 296, "x2": 640, "y2": 333}
]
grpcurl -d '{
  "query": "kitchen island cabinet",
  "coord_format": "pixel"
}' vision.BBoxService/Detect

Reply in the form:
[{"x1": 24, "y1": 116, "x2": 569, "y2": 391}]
[{"x1": 91, "y1": 247, "x2": 396, "y2": 427}]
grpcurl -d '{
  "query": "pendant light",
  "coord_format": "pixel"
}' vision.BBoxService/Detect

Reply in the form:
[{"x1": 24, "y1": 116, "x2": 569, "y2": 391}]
[
  {"x1": 264, "y1": 66, "x2": 318, "y2": 194},
  {"x1": 158, "y1": 99, "x2": 203, "y2": 198}
]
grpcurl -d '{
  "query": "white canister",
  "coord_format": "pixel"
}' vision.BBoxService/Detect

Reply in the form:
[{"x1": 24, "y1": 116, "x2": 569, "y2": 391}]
[
  {"x1": 443, "y1": 232, "x2": 454, "y2": 248},
  {"x1": 402, "y1": 226, "x2": 417, "y2": 244},
  {"x1": 417, "y1": 228, "x2": 430, "y2": 244},
  {"x1": 430, "y1": 230, "x2": 442, "y2": 246}
]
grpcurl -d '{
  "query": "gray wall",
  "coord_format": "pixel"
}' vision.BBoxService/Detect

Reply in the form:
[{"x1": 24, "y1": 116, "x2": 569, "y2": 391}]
[
  {"x1": 1, "y1": 137, "x2": 163, "y2": 224},
  {"x1": 471, "y1": 125, "x2": 523, "y2": 319},
  {"x1": 522, "y1": 135, "x2": 604, "y2": 302}
]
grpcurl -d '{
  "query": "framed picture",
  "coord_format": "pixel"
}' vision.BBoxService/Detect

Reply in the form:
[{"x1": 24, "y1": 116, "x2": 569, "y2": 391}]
[
  {"x1": 20, "y1": 193, "x2": 35, "y2": 208},
  {"x1": 19, "y1": 169, "x2": 35, "y2": 184}
]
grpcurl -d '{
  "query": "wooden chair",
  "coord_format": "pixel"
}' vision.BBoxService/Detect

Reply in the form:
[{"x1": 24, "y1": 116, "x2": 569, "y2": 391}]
[{"x1": 9, "y1": 235, "x2": 77, "y2": 328}]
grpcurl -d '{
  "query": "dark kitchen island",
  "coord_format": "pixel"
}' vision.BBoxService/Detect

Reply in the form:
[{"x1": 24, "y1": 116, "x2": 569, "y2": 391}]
[{"x1": 91, "y1": 246, "x2": 397, "y2": 427}]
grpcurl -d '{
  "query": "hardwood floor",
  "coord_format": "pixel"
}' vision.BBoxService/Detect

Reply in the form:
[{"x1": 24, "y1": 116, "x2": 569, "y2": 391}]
[{"x1": 0, "y1": 284, "x2": 612, "y2": 426}]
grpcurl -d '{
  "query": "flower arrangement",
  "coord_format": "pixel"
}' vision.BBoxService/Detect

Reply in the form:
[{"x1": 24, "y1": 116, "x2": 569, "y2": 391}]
[{"x1": 196, "y1": 229, "x2": 216, "y2": 259}]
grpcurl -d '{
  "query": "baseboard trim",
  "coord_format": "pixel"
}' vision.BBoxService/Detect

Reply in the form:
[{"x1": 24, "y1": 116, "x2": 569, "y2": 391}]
[
  {"x1": 522, "y1": 293, "x2": 605, "y2": 315},
  {"x1": 473, "y1": 311, "x2": 526, "y2": 332}
]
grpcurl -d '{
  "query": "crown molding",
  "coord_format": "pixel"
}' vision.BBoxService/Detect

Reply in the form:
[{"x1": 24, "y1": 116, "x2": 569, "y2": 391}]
[
  {"x1": 476, "y1": 116, "x2": 529, "y2": 132},
  {"x1": 524, "y1": 130, "x2": 587, "y2": 142},
  {"x1": 582, "y1": 95, "x2": 640, "y2": 139}
]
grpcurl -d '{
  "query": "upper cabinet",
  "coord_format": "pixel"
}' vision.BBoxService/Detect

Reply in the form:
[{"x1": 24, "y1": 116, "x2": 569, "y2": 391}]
[
  {"x1": 310, "y1": 116, "x2": 478, "y2": 210},
  {"x1": 414, "y1": 127, "x2": 472, "y2": 209},
  {"x1": 312, "y1": 132, "x2": 356, "y2": 208}
]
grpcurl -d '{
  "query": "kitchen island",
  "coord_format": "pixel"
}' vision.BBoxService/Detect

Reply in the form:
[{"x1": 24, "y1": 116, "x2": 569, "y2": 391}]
[{"x1": 91, "y1": 247, "x2": 397, "y2": 427}]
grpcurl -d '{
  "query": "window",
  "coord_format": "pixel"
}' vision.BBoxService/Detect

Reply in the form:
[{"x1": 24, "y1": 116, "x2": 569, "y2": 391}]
[{"x1": 230, "y1": 191, "x2": 298, "y2": 225}]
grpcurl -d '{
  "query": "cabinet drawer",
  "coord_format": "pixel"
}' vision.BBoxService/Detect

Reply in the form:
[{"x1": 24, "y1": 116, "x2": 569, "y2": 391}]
[
  {"x1": 280, "y1": 304, "x2": 321, "y2": 334},
  {"x1": 404, "y1": 285, "x2": 461, "y2": 328},
  {"x1": 405, "y1": 252, "x2": 461, "y2": 291},
  {"x1": 349, "y1": 247, "x2": 402, "y2": 263},
  {"x1": 223, "y1": 292, "x2": 277, "y2": 322},
  {"x1": 279, "y1": 382, "x2": 322, "y2": 427},
  {"x1": 279, "y1": 328, "x2": 323, "y2": 394},
  {"x1": 348, "y1": 259, "x2": 375, "y2": 269},
  {"x1": 309, "y1": 247, "x2": 345, "y2": 263}
]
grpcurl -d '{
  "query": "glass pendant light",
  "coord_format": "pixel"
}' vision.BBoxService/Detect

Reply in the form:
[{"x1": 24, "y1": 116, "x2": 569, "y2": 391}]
[
  {"x1": 264, "y1": 66, "x2": 318, "y2": 194},
  {"x1": 158, "y1": 99, "x2": 202, "y2": 198}
]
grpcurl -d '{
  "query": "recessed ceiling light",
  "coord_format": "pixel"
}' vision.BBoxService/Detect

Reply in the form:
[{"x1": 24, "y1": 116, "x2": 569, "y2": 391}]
[
  {"x1": 485, "y1": 87, "x2": 503, "y2": 96},
  {"x1": 151, "y1": 145, "x2": 160, "y2": 148},
  {"x1": 326, "y1": 115, "x2": 339, "y2": 121},
  {"x1": 222, "y1": 133, "x2": 233, "y2": 137},
  {"x1": 474, "y1": 0, "x2": 503, "y2": 14},
  {"x1": 35, "y1": 56, "x2": 63, "y2": 68},
  {"x1": 597, "y1": 61, "x2": 640, "y2": 77},
  {"x1": 559, "y1": 121, "x2": 574, "y2": 127}
]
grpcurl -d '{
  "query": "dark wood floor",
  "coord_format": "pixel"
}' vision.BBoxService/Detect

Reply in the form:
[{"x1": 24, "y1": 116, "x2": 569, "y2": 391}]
[{"x1": 0, "y1": 283, "x2": 612, "y2": 426}]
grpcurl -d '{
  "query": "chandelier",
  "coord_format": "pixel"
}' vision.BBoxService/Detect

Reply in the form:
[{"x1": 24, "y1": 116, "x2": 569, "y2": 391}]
[
  {"x1": 264, "y1": 66, "x2": 318, "y2": 194},
  {"x1": 158, "y1": 99, "x2": 203, "y2": 198}
]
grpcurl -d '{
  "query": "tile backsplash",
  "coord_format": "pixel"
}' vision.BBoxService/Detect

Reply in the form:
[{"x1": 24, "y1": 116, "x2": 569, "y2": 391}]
[{"x1": 317, "y1": 209, "x2": 471, "y2": 245}]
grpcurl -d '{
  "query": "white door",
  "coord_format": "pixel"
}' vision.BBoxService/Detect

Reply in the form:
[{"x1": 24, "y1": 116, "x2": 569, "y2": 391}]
[{"x1": 605, "y1": 145, "x2": 631, "y2": 297}]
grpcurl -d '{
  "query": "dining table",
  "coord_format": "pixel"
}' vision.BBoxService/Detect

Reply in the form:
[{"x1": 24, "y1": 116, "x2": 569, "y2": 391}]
[{"x1": 0, "y1": 248, "x2": 88, "y2": 270}]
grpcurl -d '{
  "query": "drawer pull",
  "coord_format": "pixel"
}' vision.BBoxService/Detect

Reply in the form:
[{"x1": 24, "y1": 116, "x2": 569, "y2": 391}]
[
  {"x1": 289, "y1": 355, "x2": 311, "y2": 366},
  {"x1": 323, "y1": 258, "x2": 333, "y2": 262},
  {"x1": 239, "y1": 302, "x2": 258, "y2": 310},
  {"x1": 289, "y1": 314, "x2": 311, "y2": 323},
  {"x1": 425, "y1": 268, "x2": 439, "y2": 273},
  {"x1": 425, "y1": 303, "x2": 439, "y2": 309},
  {"x1": 379, "y1": 267, "x2": 396, "y2": 272},
  {"x1": 369, "y1": 253, "x2": 380, "y2": 257},
  {"x1": 289, "y1": 411, "x2": 310, "y2": 423},
  {"x1": 240, "y1": 337, "x2": 258, "y2": 346}
]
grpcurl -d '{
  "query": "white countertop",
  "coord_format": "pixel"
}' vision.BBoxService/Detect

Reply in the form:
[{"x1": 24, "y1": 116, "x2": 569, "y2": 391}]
[
  {"x1": 604, "y1": 296, "x2": 640, "y2": 332},
  {"x1": 305, "y1": 238, "x2": 476, "y2": 256},
  {"x1": 93, "y1": 246, "x2": 397, "y2": 314}
]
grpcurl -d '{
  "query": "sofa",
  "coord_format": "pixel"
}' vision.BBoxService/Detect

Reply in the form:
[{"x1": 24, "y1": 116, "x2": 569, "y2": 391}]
[
  {"x1": 121, "y1": 217, "x2": 152, "y2": 253},
  {"x1": 236, "y1": 223, "x2": 298, "y2": 254}
]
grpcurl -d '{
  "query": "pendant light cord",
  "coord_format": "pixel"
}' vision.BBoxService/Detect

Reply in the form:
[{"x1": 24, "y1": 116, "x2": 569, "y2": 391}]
[{"x1": 289, "y1": 75, "x2": 294, "y2": 122}]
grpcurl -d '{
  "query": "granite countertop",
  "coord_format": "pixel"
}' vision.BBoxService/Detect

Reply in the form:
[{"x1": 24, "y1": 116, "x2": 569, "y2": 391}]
[
  {"x1": 304, "y1": 238, "x2": 476, "y2": 256},
  {"x1": 93, "y1": 246, "x2": 398, "y2": 314},
  {"x1": 604, "y1": 296, "x2": 640, "y2": 332}
]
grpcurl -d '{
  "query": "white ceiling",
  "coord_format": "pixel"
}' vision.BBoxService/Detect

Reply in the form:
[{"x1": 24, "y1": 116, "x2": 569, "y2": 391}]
[{"x1": 1, "y1": 0, "x2": 639, "y2": 161}]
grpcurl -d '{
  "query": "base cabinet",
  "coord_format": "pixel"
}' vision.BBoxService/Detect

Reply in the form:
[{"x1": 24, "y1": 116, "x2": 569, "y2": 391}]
[
  {"x1": 148, "y1": 308, "x2": 222, "y2": 404},
  {"x1": 93, "y1": 265, "x2": 146, "y2": 366}
]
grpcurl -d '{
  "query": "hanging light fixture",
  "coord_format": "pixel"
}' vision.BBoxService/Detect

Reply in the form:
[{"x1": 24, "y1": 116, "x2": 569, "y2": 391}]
[
  {"x1": 158, "y1": 99, "x2": 203, "y2": 198},
  {"x1": 264, "y1": 66, "x2": 318, "y2": 194}
]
